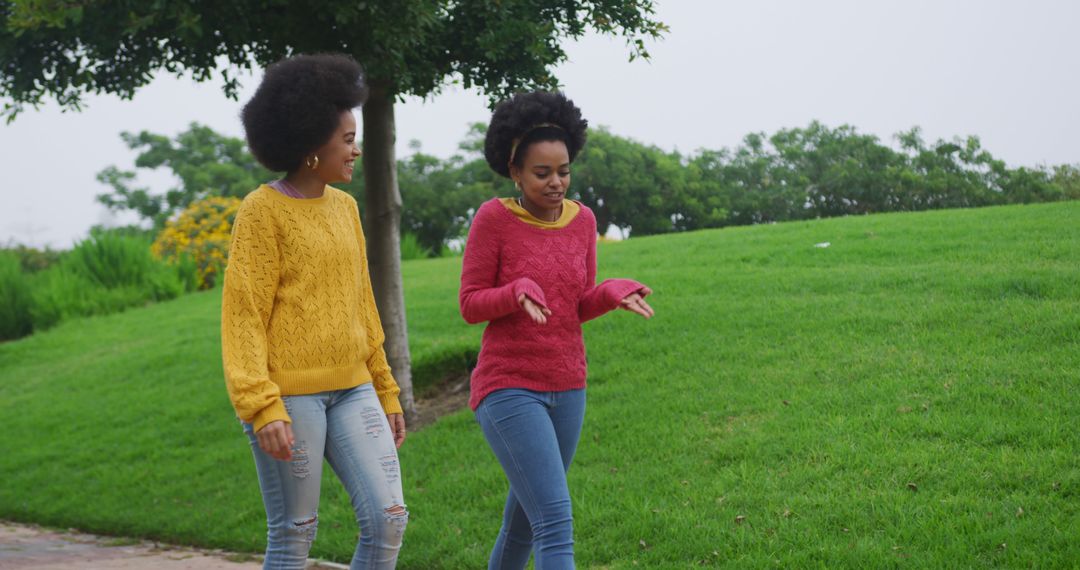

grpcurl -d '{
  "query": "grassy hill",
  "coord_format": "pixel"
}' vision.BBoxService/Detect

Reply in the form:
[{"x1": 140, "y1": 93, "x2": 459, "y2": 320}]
[{"x1": 1, "y1": 201, "x2": 1077, "y2": 568}]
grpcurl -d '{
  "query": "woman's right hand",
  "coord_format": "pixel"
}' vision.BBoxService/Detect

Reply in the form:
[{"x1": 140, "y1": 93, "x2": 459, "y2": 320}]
[
  {"x1": 256, "y1": 420, "x2": 295, "y2": 461},
  {"x1": 518, "y1": 293, "x2": 552, "y2": 325}
]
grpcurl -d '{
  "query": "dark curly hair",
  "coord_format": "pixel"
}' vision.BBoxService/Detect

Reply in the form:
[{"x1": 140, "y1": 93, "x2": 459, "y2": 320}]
[
  {"x1": 484, "y1": 91, "x2": 588, "y2": 178},
  {"x1": 242, "y1": 53, "x2": 368, "y2": 173}
]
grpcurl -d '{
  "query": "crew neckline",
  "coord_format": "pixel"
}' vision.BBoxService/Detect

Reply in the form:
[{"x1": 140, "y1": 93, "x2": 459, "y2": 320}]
[
  {"x1": 499, "y1": 197, "x2": 580, "y2": 228},
  {"x1": 259, "y1": 184, "x2": 333, "y2": 205}
]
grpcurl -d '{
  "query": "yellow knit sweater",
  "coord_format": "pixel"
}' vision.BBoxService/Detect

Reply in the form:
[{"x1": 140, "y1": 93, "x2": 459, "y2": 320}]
[{"x1": 221, "y1": 185, "x2": 402, "y2": 431}]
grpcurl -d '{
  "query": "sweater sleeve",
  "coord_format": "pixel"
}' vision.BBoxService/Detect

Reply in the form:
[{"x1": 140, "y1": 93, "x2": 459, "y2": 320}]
[
  {"x1": 578, "y1": 214, "x2": 647, "y2": 323},
  {"x1": 459, "y1": 202, "x2": 547, "y2": 325},
  {"x1": 221, "y1": 197, "x2": 290, "y2": 432},
  {"x1": 351, "y1": 204, "x2": 403, "y2": 416}
]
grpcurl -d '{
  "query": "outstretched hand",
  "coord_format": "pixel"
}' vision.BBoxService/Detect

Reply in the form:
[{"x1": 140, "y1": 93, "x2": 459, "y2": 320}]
[
  {"x1": 619, "y1": 287, "x2": 655, "y2": 319},
  {"x1": 518, "y1": 293, "x2": 552, "y2": 325}
]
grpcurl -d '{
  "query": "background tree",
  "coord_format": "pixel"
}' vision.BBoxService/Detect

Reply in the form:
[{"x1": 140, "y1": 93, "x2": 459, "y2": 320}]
[
  {"x1": 573, "y1": 127, "x2": 690, "y2": 236},
  {"x1": 398, "y1": 136, "x2": 504, "y2": 255},
  {"x1": 96, "y1": 124, "x2": 275, "y2": 229},
  {"x1": 573, "y1": 127, "x2": 652, "y2": 235},
  {"x1": 1, "y1": 1, "x2": 667, "y2": 422},
  {"x1": 895, "y1": 128, "x2": 993, "y2": 210},
  {"x1": 678, "y1": 150, "x2": 730, "y2": 231},
  {"x1": 1050, "y1": 164, "x2": 1080, "y2": 201},
  {"x1": 717, "y1": 132, "x2": 791, "y2": 224},
  {"x1": 769, "y1": 122, "x2": 907, "y2": 217}
]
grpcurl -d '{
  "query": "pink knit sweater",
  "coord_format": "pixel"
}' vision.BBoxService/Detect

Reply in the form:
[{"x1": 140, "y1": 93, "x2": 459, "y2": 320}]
[{"x1": 460, "y1": 199, "x2": 646, "y2": 410}]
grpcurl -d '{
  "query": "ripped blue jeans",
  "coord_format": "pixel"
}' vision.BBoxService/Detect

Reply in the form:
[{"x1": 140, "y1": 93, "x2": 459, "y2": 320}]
[{"x1": 242, "y1": 382, "x2": 408, "y2": 570}]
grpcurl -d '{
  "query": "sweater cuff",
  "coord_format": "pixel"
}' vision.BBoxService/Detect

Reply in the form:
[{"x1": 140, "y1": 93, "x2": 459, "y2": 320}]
[
  {"x1": 513, "y1": 278, "x2": 548, "y2": 309},
  {"x1": 251, "y1": 399, "x2": 290, "y2": 432},
  {"x1": 604, "y1": 279, "x2": 648, "y2": 309},
  {"x1": 378, "y1": 391, "x2": 404, "y2": 415}
]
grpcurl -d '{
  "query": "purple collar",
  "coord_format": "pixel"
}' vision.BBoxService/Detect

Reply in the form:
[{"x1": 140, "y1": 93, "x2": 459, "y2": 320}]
[{"x1": 269, "y1": 179, "x2": 309, "y2": 199}]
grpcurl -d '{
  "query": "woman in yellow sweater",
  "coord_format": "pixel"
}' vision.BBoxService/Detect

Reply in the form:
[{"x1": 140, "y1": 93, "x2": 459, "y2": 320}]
[{"x1": 221, "y1": 53, "x2": 407, "y2": 569}]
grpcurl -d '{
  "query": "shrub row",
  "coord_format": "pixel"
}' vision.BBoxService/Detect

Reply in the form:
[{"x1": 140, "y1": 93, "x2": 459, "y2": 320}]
[{"x1": 0, "y1": 229, "x2": 198, "y2": 341}]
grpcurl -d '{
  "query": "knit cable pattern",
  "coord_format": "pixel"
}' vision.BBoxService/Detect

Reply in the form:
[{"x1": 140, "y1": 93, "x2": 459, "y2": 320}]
[
  {"x1": 222, "y1": 186, "x2": 401, "y2": 431},
  {"x1": 460, "y1": 199, "x2": 645, "y2": 410}
]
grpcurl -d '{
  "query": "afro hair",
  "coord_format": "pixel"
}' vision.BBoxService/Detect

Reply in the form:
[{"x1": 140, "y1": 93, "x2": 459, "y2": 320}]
[
  {"x1": 242, "y1": 53, "x2": 367, "y2": 173},
  {"x1": 484, "y1": 91, "x2": 588, "y2": 178}
]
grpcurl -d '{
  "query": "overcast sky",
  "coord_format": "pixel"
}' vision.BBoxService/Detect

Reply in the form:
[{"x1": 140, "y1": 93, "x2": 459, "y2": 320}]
[{"x1": 2, "y1": 0, "x2": 1078, "y2": 248}]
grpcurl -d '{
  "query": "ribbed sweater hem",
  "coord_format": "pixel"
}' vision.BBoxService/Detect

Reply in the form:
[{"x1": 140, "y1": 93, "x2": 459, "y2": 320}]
[
  {"x1": 270, "y1": 362, "x2": 373, "y2": 396},
  {"x1": 469, "y1": 375, "x2": 587, "y2": 410}
]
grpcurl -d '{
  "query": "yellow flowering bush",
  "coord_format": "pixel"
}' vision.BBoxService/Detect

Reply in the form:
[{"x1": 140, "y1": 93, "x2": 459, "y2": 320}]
[{"x1": 152, "y1": 196, "x2": 240, "y2": 289}]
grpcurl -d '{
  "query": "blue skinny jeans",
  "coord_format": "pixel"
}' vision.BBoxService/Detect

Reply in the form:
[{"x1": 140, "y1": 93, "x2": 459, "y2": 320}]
[
  {"x1": 243, "y1": 382, "x2": 408, "y2": 569},
  {"x1": 476, "y1": 387, "x2": 586, "y2": 570}
]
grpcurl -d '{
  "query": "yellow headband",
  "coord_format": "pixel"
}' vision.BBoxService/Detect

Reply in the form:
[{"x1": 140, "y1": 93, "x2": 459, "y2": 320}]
[{"x1": 509, "y1": 123, "x2": 566, "y2": 165}]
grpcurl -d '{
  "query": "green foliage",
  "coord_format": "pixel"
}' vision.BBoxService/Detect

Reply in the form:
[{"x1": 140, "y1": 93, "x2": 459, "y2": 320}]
[
  {"x1": 398, "y1": 130, "x2": 509, "y2": 253},
  {"x1": 88, "y1": 120, "x2": 1080, "y2": 258},
  {"x1": 88, "y1": 122, "x2": 500, "y2": 260},
  {"x1": 0, "y1": 251, "x2": 33, "y2": 340},
  {"x1": 771, "y1": 122, "x2": 909, "y2": 217},
  {"x1": 0, "y1": 1, "x2": 666, "y2": 118},
  {"x1": 576, "y1": 122, "x2": 1077, "y2": 236},
  {"x1": 366, "y1": 121, "x2": 1080, "y2": 244},
  {"x1": 1051, "y1": 164, "x2": 1080, "y2": 200},
  {"x1": 396, "y1": 120, "x2": 1077, "y2": 245},
  {"x1": 66, "y1": 229, "x2": 159, "y2": 289},
  {"x1": 0, "y1": 202, "x2": 1077, "y2": 567},
  {"x1": 172, "y1": 253, "x2": 201, "y2": 294},
  {"x1": 0, "y1": 243, "x2": 62, "y2": 273},
  {"x1": 6, "y1": 229, "x2": 187, "y2": 335},
  {"x1": 96, "y1": 124, "x2": 275, "y2": 228},
  {"x1": 28, "y1": 266, "x2": 149, "y2": 331},
  {"x1": 574, "y1": 126, "x2": 699, "y2": 235},
  {"x1": 399, "y1": 232, "x2": 432, "y2": 261},
  {"x1": 1, "y1": 227, "x2": 200, "y2": 340}
]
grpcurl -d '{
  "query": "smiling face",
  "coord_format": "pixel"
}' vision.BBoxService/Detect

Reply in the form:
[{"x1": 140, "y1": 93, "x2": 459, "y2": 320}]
[
  {"x1": 309, "y1": 110, "x2": 361, "y2": 184},
  {"x1": 510, "y1": 139, "x2": 571, "y2": 219}
]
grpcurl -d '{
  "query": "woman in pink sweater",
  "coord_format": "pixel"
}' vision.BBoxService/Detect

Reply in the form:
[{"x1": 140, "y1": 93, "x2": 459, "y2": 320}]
[{"x1": 459, "y1": 92, "x2": 654, "y2": 570}]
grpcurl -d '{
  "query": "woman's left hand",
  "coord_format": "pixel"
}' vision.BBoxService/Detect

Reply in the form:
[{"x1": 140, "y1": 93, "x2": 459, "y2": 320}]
[
  {"x1": 619, "y1": 287, "x2": 655, "y2": 319},
  {"x1": 388, "y1": 413, "x2": 407, "y2": 449}
]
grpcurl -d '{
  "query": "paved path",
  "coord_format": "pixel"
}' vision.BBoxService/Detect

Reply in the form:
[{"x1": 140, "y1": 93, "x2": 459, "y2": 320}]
[
  {"x1": 0, "y1": 391, "x2": 467, "y2": 569},
  {"x1": 0, "y1": 522, "x2": 346, "y2": 569}
]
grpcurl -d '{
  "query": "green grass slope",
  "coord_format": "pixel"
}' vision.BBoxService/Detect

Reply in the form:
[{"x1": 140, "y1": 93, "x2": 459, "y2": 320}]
[{"x1": 2, "y1": 202, "x2": 1078, "y2": 568}]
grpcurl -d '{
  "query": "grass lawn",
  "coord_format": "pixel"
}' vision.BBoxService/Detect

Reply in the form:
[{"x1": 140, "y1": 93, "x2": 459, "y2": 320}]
[{"x1": 1, "y1": 201, "x2": 1078, "y2": 568}]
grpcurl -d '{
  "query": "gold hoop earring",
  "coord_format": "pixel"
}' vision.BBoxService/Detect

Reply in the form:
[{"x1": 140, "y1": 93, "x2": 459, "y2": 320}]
[{"x1": 306, "y1": 155, "x2": 320, "y2": 170}]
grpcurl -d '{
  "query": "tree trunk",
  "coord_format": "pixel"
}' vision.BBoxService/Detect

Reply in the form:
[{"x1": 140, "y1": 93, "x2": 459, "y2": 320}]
[
  {"x1": 361, "y1": 80, "x2": 416, "y2": 425},
  {"x1": 595, "y1": 207, "x2": 612, "y2": 239}
]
